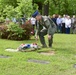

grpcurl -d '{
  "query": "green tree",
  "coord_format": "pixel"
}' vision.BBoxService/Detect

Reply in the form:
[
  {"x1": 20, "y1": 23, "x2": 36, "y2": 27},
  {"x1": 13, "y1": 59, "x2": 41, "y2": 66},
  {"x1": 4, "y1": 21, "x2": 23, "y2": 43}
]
[
  {"x1": 16, "y1": 0, "x2": 37, "y2": 17},
  {"x1": 49, "y1": 0, "x2": 76, "y2": 15},
  {"x1": 0, "y1": 0, "x2": 18, "y2": 7},
  {"x1": 0, "y1": 0, "x2": 76, "y2": 21},
  {"x1": 0, "y1": 0, "x2": 37, "y2": 20},
  {"x1": 34, "y1": 0, "x2": 76, "y2": 15}
]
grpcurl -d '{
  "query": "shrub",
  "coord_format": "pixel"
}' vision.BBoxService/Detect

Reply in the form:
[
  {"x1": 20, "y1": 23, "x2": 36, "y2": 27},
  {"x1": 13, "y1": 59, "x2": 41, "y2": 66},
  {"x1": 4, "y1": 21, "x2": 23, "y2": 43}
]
[
  {"x1": 21, "y1": 20, "x2": 32, "y2": 40},
  {"x1": 0, "y1": 25, "x2": 8, "y2": 39},
  {"x1": 6, "y1": 22, "x2": 25, "y2": 40},
  {"x1": 0, "y1": 21, "x2": 32, "y2": 40},
  {"x1": 0, "y1": 17, "x2": 5, "y2": 23}
]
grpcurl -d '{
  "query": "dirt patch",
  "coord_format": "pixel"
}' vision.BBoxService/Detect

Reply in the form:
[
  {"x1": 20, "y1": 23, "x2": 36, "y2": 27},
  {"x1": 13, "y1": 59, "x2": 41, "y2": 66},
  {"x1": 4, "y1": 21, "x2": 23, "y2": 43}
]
[{"x1": 40, "y1": 51, "x2": 55, "y2": 56}]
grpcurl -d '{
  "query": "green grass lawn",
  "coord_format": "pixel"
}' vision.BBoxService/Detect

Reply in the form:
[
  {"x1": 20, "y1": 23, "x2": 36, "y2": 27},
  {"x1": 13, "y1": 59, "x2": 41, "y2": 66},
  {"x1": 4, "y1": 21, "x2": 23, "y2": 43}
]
[{"x1": 0, "y1": 34, "x2": 76, "y2": 75}]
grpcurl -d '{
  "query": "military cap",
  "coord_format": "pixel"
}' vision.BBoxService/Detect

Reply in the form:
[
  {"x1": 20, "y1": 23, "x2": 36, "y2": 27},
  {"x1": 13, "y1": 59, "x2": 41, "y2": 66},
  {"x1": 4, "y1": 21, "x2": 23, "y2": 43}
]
[{"x1": 32, "y1": 10, "x2": 39, "y2": 18}]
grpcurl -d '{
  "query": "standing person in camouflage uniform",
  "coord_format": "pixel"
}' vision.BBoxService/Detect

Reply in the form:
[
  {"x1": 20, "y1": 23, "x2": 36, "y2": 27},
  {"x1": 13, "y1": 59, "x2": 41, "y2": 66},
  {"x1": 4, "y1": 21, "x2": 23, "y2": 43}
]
[{"x1": 32, "y1": 10, "x2": 57, "y2": 48}]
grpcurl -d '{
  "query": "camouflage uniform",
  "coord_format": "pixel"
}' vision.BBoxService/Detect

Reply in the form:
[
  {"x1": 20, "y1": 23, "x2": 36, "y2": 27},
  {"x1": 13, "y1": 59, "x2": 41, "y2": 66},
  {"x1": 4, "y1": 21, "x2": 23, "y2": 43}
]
[
  {"x1": 73, "y1": 21, "x2": 76, "y2": 34},
  {"x1": 36, "y1": 16, "x2": 57, "y2": 47}
]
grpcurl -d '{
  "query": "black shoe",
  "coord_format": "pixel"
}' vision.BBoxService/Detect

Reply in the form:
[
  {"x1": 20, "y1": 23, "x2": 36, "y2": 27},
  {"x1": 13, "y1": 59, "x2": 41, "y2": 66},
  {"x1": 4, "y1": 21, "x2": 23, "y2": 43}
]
[
  {"x1": 41, "y1": 45, "x2": 47, "y2": 48},
  {"x1": 49, "y1": 46, "x2": 52, "y2": 48}
]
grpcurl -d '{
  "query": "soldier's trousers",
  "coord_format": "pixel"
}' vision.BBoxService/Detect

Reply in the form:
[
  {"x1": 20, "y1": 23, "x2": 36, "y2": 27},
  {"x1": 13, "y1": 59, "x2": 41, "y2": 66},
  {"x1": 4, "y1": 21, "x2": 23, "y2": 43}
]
[{"x1": 38, "y1": 29, "x2": 53, "y2": 47}]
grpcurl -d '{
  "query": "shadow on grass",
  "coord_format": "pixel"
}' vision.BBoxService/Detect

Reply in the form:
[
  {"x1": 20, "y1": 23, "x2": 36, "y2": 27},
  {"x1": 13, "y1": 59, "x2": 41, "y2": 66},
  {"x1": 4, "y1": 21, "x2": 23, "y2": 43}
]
[{"x1": 54, "y1": 47, "x2": 76, "y2": 55}]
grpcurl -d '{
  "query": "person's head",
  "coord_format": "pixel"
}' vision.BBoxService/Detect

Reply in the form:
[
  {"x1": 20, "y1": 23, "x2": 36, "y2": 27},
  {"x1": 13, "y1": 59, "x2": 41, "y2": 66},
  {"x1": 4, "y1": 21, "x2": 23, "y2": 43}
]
[
  {"x1": 35, "y1": 14, "x2": 42, "y2": 21},
  {"x1": 58, "y1": 15, "x2": 61, "y2": 18},
  {"x1": 32, "y1": 10, "x2": 42, "y2": 21},
  {"x1": 52, "y1": 14, "x2": 55, "y2": 18},
  {"x1": 65, "y1": 15, "x2": 68, "y2": 18},
  {"x1": 67, "y1": 16, "x2": 70, "y2": 19},
  {"x1": 73, "y1": 15, "x2": 75, "y2": 18},
  {"x1": 63, "y1": 14, "x2": 65, "y2": 17}
]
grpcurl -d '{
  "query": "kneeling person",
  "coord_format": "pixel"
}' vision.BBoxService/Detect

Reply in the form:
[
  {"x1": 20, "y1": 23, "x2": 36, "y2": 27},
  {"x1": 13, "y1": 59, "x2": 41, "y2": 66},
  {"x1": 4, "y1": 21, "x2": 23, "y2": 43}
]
[{"x1": 32, "y1": 10, "x2": 57, "y2": 48}]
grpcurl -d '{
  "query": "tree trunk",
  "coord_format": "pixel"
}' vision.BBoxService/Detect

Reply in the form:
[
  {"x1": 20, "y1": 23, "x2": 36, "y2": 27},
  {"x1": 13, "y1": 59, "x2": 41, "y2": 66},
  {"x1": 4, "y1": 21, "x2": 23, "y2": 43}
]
[
  {"x1": 32, "y1": 0, "x2": 34, "y2": 6},
  {"x1": 43, "y1": 1, "x2": 49, "y2": 16}
]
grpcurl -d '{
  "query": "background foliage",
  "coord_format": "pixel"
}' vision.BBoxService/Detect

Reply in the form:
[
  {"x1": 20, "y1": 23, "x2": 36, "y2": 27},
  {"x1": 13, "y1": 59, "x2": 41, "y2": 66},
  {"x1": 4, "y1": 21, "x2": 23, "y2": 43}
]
[
  {"x1": 0, "y1": 0, "x2": 76, "y2": 20},
  {"x1": 34, "y1": 0, "x2": 76, "y2": 15},
  {"x1": 49, "y1": 0, "x2": 76, "y2": 15},
  {"x1": 0, "y1": 0, "x2": 37, "y2": 20}
]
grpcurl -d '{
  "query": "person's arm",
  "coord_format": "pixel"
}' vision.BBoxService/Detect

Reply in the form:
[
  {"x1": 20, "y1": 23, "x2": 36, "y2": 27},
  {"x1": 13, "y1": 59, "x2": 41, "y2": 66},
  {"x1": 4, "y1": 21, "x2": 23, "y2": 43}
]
[
  {"x1": 47, "y1": 18, "x2": 57, "y2": 35},
  {"x1": 35, "y1": 21, "x2": 39, "y2": 40}
]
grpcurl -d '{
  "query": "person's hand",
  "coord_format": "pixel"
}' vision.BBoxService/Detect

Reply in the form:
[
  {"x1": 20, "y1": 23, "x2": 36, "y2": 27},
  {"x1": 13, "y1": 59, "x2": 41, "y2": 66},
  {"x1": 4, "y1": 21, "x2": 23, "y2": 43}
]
[
  {"x1": 48, "y1": 35, "x2": 51, "y2": 40},
  {"x1": 35, "y1": 35, "x2": 38, "y2": 40}
]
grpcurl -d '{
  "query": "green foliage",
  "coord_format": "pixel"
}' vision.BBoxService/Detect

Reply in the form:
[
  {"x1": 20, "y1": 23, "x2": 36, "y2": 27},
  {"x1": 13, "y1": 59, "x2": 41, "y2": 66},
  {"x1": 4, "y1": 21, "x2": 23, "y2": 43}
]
[
  {"x1": 0, "y1": 0, "x2": 37, "y2": 20},
  {"x1": 0, "y1": 0, "x2": 18, "y2": 18},
  {"x1": 16, "y1": 0, "x2": 34, "y2": 17},
  {"x1": 0, "y1": 17, "x2": 5, "y2": 22},
  {"x1": 44, "y1": 0, "x2": 49, "y2": 5},
  {"x1": 34, "y1": 0, "x2": 44, "y2": 3},
  {"x1": 0, "y1": 0, "x2": 18, "y2": 7},
  {"x1": 34, "y1": 0, "x2": 76, "y2": 15},
  {"x1": 33, "y1": 3, "x2": 38, "y2": 10},
  {"x1": 3, "y1": 5, "x2": 15, "y2": 18},
  {"x1": 49, "y1": 0, "x2": 76, "y2": 15},
  {"x1": 7, "y1": 22, "x2": 25, "y2": 40},
  {"x1": 7, "y1": 22, "x2": 25, "y2": 34}
]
